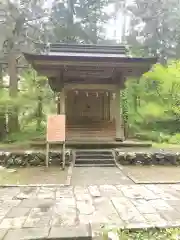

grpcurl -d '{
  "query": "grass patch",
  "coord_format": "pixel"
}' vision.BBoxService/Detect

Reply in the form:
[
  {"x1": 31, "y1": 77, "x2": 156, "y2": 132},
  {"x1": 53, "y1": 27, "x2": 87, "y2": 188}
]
[
  {"x1": 152, "y1": 142, "x2": 180, "y2": 149},
  {"x1": 102, "y1": 228, "x2": 180, "y2": 240}
]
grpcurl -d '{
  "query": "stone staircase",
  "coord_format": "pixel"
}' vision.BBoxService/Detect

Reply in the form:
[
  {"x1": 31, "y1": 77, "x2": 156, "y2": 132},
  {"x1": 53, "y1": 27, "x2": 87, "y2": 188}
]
[{"x1": 74, "y1": 149, "x2": 115, "y2": 167}]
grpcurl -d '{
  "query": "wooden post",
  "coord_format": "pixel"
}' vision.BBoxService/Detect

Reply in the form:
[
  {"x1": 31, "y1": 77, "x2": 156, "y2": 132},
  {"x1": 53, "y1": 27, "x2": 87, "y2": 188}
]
[
  {"x1": 57, "y1": 92, "x2": 61, "y2": 114},
  {"x1": 115, "y1": 88, "x2": 124, "y2": 141},
  {"x1": 62, "y1": 142, "x2": 65, "y2": 170},
  {"x1": 46, "y1": 142, "x2": 49, "y2": 167},
  {"x1": 60, "y1": 88, "x2": 65, "y2": 114}
]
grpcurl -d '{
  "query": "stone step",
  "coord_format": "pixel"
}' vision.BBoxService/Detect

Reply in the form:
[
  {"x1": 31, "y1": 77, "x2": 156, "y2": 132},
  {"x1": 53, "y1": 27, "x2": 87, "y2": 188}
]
[
  {"x1": 75, "y1": 149, "x2": 113, "y2": 152},
  {"x1": 75, "y1": 159, "x2": 114, "y2": 165},
  {"x1": 74, "y1": 149, "x2": 115, "y2": 166},
  {"x1": 75, "y1": 163, "x2": 115, "y2": 167},
  {"x1": 75, "y1": 154, "x2": 114, "y2": 160},
  {"x1": 75, "y1": 151, "x2": 113, "y2": 155}
]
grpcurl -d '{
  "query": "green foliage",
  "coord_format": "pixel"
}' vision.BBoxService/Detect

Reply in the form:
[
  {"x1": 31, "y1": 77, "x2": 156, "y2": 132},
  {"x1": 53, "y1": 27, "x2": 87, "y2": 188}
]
[
  {"x1": 103, "y1": 228, "x2": 180, "y2": 240},
  {"x1": 17, "y1": 70, "x2": 54, "y2": 131},
  {"x1": 168, "y1": 134, "x2": 180, "y2": 144},
  {"x1": 0, "y1": 88, "x2": 12, "y2": 113},
  {"x1": 0, "y1": 69, "x2": 55, "y2": 142},
  {"x1": 124, "y1": 60, "x2": 180, "y2": 143}
]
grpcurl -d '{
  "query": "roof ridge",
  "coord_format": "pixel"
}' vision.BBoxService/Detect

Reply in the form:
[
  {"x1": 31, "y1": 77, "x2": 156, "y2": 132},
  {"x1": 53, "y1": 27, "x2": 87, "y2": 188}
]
[{"x1": 49, "y1": 43, "x2": 128, "y2": 55}]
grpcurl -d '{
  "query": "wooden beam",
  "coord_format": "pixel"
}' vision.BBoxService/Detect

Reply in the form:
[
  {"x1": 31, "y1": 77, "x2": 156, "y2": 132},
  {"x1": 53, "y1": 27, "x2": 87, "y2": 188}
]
[
  {"x1": 34, "y1": 59, "x2": 155, "y2": 69},
  {"x1": 64, "y1": 84, "x2": 117, "y2": 90}
]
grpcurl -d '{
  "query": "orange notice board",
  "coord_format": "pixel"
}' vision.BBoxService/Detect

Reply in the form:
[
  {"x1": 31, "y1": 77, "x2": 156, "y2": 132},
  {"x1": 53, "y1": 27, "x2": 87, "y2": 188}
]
[{"x1": 47, "y1": 115, "x2": 65, "y2": 142}]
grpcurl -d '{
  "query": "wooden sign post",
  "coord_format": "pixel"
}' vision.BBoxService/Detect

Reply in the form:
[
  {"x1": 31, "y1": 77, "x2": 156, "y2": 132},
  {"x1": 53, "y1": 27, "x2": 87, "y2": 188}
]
[{"x1": 46, "y1": 115, "x2": 66, "y2": 169}]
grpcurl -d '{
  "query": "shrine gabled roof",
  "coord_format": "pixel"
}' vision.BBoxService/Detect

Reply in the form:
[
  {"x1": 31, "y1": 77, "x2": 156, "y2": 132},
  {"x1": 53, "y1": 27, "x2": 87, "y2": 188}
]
[
  {"x1": 23, "y1": 44, "x2": 157, "y2": 81},
  {"x1": 23, "y1": 43, "x2": 157, "y2": 64}
]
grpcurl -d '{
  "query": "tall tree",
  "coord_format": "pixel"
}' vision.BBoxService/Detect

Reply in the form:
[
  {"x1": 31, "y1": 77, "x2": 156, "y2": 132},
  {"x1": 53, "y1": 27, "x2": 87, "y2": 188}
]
[
  {"x1": 0, "y1": 64, "x2": 6, "y2": 140},
  {"x1": 126, "y1": 0, "x2": 180, "y2": 61},
  {"x1": 0, "y1": 0, "x2": 49, "y2": 133},
  {"x1": 51, "y1": 0, "x2": 116, "y2": 44}
]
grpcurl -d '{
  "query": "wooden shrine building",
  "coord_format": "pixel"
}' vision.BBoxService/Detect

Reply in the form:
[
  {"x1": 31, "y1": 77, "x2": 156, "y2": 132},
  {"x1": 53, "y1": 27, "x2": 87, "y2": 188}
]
[{"x1": 24, "y1": 44, "x2": 156, "y2": 143}]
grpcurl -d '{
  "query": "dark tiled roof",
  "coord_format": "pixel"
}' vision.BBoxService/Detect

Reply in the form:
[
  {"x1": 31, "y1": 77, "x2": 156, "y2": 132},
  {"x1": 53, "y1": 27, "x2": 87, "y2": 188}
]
[
  {"x1": 48, "y1": 43, "x2": 128, "y2": 55},
  {"x1": 24, "y1": 43, "x2": 157, "y2": 66}
]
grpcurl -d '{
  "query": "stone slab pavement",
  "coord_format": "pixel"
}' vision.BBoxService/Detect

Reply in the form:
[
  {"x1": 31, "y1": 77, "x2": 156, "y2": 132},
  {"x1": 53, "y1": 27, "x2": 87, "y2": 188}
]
[{"x1": 0, "y1": 185, "x2": 180, "y2": 238}]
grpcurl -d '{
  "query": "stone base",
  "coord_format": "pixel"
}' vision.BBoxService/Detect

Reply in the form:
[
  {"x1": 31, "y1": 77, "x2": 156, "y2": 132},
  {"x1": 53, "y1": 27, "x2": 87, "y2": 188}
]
[
  {"x1": 115, "y1": 137, "x2": 124, "y2": 142},
  {"x1": 0, "y1": 151, "x2": 72, "y2": 167},
  {"x1": 116, "y1": 150, "x2": 180, "y2": 165}
]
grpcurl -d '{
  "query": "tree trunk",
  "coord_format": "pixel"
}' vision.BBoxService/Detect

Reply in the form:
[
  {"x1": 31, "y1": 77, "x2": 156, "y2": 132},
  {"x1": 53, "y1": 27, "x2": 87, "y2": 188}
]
[
  {"x1": 8, "y1": 52, "x2": 19, "y2": 133},
  {"x1": 0, "y1": 64, "x2": 7, "y2": 140},
  {"x1": 36, "y1": 96, "x2": 43, "y2": 131},
  {"x1": 57, "y1": 93, "x2": 61, "y2": 114},
  {"x1": 121, "y1": 90, "x2": 129, "y2": 139}
]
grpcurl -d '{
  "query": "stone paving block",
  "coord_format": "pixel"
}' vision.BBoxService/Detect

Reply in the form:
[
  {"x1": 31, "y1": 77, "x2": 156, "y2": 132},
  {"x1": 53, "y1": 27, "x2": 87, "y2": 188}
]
[
  {"x1": 3, "y1": 227, "x2": 49, "y2": 240},
  {"x1": 125, "y1": 222, "x2": 151, "y2": 229},
  {"x1": 119, "y1": 209, "x2": 146, "y2": 224},
  {"x1": 77, "y1": 200, "x2": 95, "y2": 215},
  {"x1": 36, "y1": 187, "x2": 55, "y2": 199},
  {"x1": 56, "y1": 186, "x2": 73, "y2": 198},
  {"x1": 167, "y1": 190, "x2": 180, "y2": 200},
  {"x1": 51, "y1": 213, "x2": 77, "y2": 227},
  {"x1": 23, "y1": 207, "x2": 53, "y2": 228},
  {"x1": 49, "y1": 225, "x2": 92, "y2": 239},
  {"x1": 143, "y1": 213, "x2": 167, "y2": 227},
  {"x1": 79, "y1": 210, "x2": 124, "y2": 227},
  {"x1": 55, "y1": 197, "x2": 75, "y2": 208},
  {"x1": 52, "y1": 198, "x2": 77, "y2": 226},
  {"x1": 0, "y1": 217, "x2": 26, "y2": 229},
  {"x1": 159, "y1": 210, "x2": 180, "y2": 223},
  {"x1": 111, "y1": 197, "x2": 136, "y2": 212},
  {"x1": 146, "y1": 185, "x2": 165, "y2": 195},
  {"x1": 20, "y1": 199, "x2": 55, "y2": 208},
  {"x1": 16, "y1": 187, "x2": 39, "y2": 200},
  {"x1": 121, "y1": 185, "x2": 157, "y2": 200},
  {"x1": 99, "y1": 185, "x2": 123, "y2": 197},
  {"x1": 91, "y1": 224, "x2": 108, "y2": 239},
  {"x1": 171, "y1": 184, "x2": 180, "y2": 191},
  {"x1": 0, "y1": 229, "x2": 7, "y2": 240},
  {"x1": 131, "y1": 199, "x2": 156, "y2": 214},
  {"x1": 0, "y1": 188, "x2": 20, "y2": 200},
  {"x1": 4, "y1": 200, "x2": 21, "y2": 208},
  {"x1": 0, "y1": 207, "x2": 11, "y2": 217},
  {"x1": 90, "y1": 197, "x2": 123, "y2": 226},
  {"x1": 88, "y1": 186, "x2": 101, "y2": 198},
  {"x1": 0, "y1": 200, "x2": 21, "y2": 217},
  {"x1": 93, "y1": 197, "x2": 116, "y2": 213},
  {"x1": 167, "y1": 200, "x2": 180, "y2": 207},
  {"x1": 111, "y1": 197, "x2": 147, "y2": 224},
  {"x1": 6, "y1": 207, "x2": 31, "y2": 218},
  {"x1": 74, "y1": 186, "x2": 91, "y2": 201},
  {"x1": 149, "y1": 187, "x2": 179, "y2": 200},
  {"x1": 148, "y1": 199, "x2": 173, "y2": 211}
]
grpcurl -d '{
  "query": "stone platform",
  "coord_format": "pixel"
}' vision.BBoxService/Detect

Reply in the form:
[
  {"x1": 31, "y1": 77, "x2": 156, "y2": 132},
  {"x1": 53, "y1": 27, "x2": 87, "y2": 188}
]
[{"x1": 0, "y1": 184, "x2": 180, "y2": 238}]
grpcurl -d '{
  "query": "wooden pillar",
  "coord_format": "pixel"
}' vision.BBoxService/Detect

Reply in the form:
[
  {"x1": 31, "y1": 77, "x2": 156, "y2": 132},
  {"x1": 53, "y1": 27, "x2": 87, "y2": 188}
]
[
  {"x1": 60, "y1": 88, "x2": 65, "y2": 114},
  {"x1": 57, "y1": 92, "x2": 61, "y2": 114},
  {"x1": 115, "y1": 88, "x2": 124, "y2": 141}
]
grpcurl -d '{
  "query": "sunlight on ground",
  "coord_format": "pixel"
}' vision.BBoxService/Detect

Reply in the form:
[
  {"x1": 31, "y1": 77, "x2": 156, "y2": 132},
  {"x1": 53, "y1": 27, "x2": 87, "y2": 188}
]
[{"x1": 0, "y1": 167, "x2": 67, "y2": 184}]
